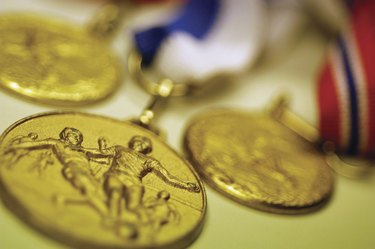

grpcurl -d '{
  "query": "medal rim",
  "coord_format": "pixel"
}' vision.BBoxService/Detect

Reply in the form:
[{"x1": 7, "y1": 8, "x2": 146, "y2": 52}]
[
  {"x1": 0, "y1": 111, "x2": 207, "y2": 249},
  {"x1": 183, "y1": 108, "x2": 334, "y2": 215}
]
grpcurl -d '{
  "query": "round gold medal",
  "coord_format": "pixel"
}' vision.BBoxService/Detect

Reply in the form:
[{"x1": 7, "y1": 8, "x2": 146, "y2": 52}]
[
  {"x1": 0, "y1": 15, "x2": 121, "y2": 105},
  {"x1": 184, "y1": 110, "x2": 334, "y2": 214},
  {"x1": 0, "y1": 112, "x2": 206, "y2": 248}
]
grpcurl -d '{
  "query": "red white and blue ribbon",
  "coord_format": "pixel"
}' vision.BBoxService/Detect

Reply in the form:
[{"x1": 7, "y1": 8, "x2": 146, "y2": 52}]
[
  {"x1": 134, "y1": 0, "x2": 266, "y2": 83},
  {"x1": 318, "y1": 0, "x2": 375, "y2": 156}
]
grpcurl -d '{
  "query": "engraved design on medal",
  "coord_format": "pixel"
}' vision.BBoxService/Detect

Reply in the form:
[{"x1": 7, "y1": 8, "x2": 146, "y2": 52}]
[
  {"x1": 0, "y1": 15, "x2": 121, "y2": 105},
  {"x1": 0, "y1": 113, "x2": 205, "y2": 248},
  {"x1": 185, "y1": 110, "x2": 334, "y2": 214}
]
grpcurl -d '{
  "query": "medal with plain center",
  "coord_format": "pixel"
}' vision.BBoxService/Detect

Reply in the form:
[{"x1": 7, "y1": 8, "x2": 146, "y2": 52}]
[{"x1": 0, "y1": 110, "x2": 206, "y2": 248}]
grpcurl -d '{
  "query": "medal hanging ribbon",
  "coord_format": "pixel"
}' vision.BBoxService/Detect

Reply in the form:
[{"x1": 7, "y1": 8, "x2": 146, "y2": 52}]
[
  {"x1": 133, "y1": 0, "x2": 266, "y2": 83},
  {"x1": 318, "y1": 0, "x2": 375, "y2": 156},
  {"x1": 133, "y1": 0, "x2": 177, "y2": 4}
]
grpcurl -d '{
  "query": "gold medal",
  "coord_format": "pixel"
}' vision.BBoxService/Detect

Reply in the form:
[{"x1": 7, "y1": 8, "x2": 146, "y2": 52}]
[
  {"x1": 0, "y1": 3, "x2": 126, "y2": 105},
  {"x1": 184, "y1": 106, "x2": 334, "y2": 214},
  {"x1": 129, "y1": 52, "x2": 334, "y2": 214},
  {"x1": 0, "y1": 111, "x2": 206, "y2": 248}
]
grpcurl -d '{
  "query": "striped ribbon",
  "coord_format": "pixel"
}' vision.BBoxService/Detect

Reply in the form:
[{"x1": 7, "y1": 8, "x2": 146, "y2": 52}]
[
  {"x1": 133, "y1": 0, "x2": 179, "y2": 4},
  {"x1": 318, "y1": 0, "x2": 375, "y2": 156},
  {"x1": 133, "y1": 0, "x2": 266, "y2": 82},
  {"x1": 135, "y1": 0, "x2": 220, "y2": 66}
]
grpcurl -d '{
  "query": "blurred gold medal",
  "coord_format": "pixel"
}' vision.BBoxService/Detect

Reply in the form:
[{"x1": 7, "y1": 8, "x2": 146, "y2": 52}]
[
  {"x1": 0, "y1": 3, "x2": 125, "y2": 105},
  {"x1": 184, "y1": 108, "x2": 334, "y2": 214},
  {"x1": 0, "y1": 112, "x2": 206, "y2": 248}
]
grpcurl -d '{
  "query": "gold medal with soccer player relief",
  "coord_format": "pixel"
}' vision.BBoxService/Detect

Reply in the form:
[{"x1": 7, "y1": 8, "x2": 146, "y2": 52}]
[
  {"x1": 0, "y1": 2, "x2": 125, "y2": 105},
  {"x1": 184, "y1": 109, "x2": 334, "y2": 214},
  {"x1": 0, "y1": 112, "x2": 206, "y2": 249}
]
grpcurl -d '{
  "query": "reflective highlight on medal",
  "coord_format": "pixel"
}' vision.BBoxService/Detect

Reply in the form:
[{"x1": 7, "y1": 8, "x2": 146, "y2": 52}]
[{"x1": 0, "y1": 113, "x2": 206, "y2": 248}]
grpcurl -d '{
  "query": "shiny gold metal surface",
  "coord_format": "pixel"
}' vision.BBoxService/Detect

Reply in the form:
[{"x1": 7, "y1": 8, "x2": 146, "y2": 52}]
[
  {"x1": 0, "y1": 112, "x2": 206, "y2": 248},
  {"x1": 128, "y1": 51, "x2": 191, "y2": 97},
  {"x1": 0, "y1": 15, "x2": 122, "y2": 105},
  {"x1": 184, "y1": 110, "x2": 334, "y2": 214}
]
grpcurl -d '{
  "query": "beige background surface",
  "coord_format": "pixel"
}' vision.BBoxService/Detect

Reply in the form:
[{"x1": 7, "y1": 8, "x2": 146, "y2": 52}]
[{"x1": 1, "y1": 1, "x2": 375, "y2": 248}]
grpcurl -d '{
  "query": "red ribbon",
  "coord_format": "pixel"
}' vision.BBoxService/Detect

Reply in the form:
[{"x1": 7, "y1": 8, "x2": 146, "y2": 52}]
[{"x1": 318, "y1": 0, "x2": 375, "y2": 156}]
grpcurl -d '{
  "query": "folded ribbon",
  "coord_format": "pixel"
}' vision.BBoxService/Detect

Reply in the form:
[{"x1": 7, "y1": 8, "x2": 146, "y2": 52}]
[
  {"x1": 134, "y1": 0, "x2": 266, "y2": 83},
  {"x1": 318, "y1": 0, "x2": 375, "y2": 156}
]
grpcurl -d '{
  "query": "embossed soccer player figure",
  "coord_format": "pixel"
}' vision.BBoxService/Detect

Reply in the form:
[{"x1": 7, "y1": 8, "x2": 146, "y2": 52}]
[
  {"x1": 4, "y1": 127, "x2": 108, "y2": 215},
  {"x1": 1, "y1": 132, "x2": 38, "y2": 168},
  {"x1": 96, "y1": 136, "x2": 112, "y2": 166},
  {"x1": 83, "y1": 136, "x2": 200, "y2": 220},
  {"x1": 142, "y1": 190, "x2": 180, "y2": 235},
  {"x1": 29, "y1": 150, "x2": 54, "y2": 175}
]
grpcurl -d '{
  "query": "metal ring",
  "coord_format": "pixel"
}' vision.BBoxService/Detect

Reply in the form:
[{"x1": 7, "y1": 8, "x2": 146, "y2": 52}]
[
  {"x1": 323, "y1": 141, "x2": 374, "y2": 179},
  {"x1": 128, "y1": 50, "x2": 195, "y2": 97}
]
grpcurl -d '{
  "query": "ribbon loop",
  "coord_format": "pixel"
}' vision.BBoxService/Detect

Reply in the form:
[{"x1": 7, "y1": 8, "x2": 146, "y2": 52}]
[{"x1": 134, "y1": 0, "x2": 266, "y2": 83}]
